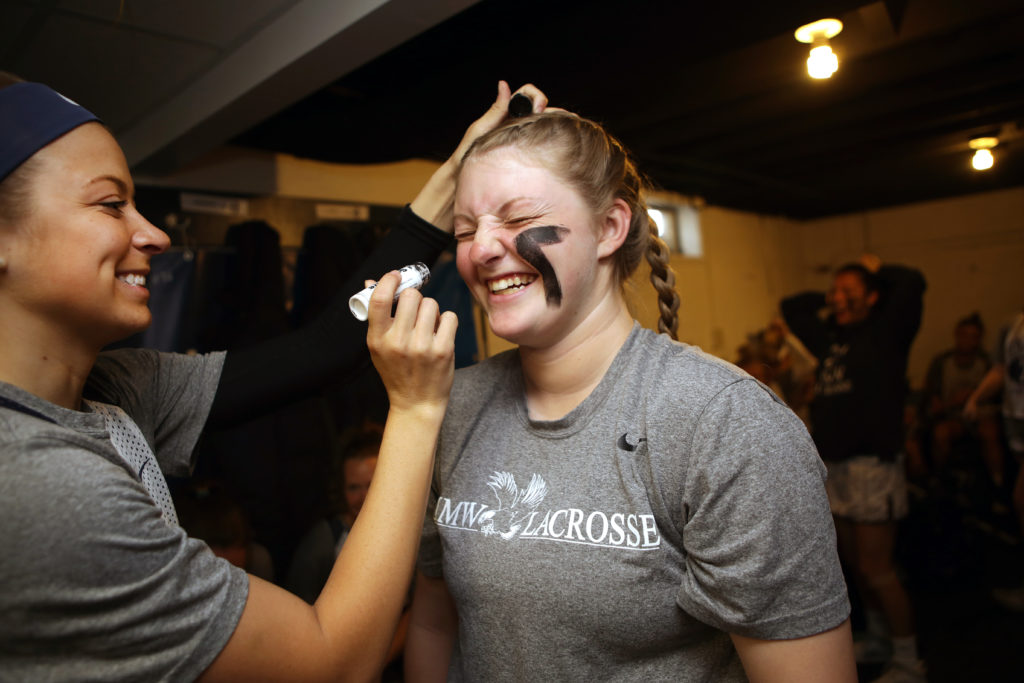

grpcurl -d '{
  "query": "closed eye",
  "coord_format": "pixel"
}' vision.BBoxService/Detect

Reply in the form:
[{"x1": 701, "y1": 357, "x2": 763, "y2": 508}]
[
  {"x1": 99, "y1": 200, "x2": 128, "y2": 215},
  {"x1": 506, "y1": 214, "x2": 541, "y2": 226}
]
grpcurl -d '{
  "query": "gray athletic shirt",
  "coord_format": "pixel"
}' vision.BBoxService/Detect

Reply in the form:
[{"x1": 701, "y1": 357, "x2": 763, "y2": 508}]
[
  {"x1": 0, "y1": 348, "x2": 249, "y2": 682},
  {"x1": 419, "y1": 324, "x2": 850, "y2": 681}
]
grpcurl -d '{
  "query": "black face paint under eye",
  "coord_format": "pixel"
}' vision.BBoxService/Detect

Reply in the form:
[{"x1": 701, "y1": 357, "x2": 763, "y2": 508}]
[{"x1": 514, "y1": 225, "x2": 570, "y2": 306}]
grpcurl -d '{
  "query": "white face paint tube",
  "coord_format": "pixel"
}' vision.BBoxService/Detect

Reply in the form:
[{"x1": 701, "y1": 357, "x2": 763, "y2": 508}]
[{"x1": 349, "y1": 262, "x2": 431, "y2": 321}]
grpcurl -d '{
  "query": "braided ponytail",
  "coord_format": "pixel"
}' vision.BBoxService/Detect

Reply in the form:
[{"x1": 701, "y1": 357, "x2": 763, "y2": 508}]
[{"x1": 644, "y1": 216, "x2": 680, "y2": 340}]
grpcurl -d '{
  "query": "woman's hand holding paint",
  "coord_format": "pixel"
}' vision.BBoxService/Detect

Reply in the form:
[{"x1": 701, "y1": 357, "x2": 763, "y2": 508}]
[
  {"x1": 410, "y1": 80, "x2": 549, "y2": 229},
  {"x1": 366, "y1": 271, "x2": 458, "y2": 417}
]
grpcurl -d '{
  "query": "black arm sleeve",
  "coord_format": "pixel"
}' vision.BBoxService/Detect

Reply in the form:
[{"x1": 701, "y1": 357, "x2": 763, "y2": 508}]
[
  {"x1": 205, "y1": 206, "x2": 454, "y2": 427},
  {"x1": 874, "y1": 265, "x2": 927, "y2": 349},
  {"x1": 780, "y1": 291, "x2": 829, "y2": 359}
]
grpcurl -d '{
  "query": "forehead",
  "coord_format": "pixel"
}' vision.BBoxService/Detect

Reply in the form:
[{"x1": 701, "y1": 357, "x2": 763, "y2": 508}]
[
  {"x1": 455, "y1": 147, "x2": 596, "y2": 229},
  {"x1": 458, "y1": 147, "x2": 569, "y2": 200},
  {"x1": 460, "y1": 147, "x2": 545, "y2": 185},
  {"x1": 30, "y1": 122, "x2": 131, "y2": 191},
  {"x1": 832, "y1": 271, "x2": 866, "y2": 291},
  {"x1": 343, "y1": 454, "x2": 377, "y2": 471}
]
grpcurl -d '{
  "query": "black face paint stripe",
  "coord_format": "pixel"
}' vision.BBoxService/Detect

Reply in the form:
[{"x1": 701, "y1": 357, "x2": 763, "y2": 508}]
[{"x1": 514, "y1": 225, "x2": 570, "y2": 306}]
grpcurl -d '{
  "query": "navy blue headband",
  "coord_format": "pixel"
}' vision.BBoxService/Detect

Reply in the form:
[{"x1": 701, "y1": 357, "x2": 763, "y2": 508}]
[{"x1": 0, "y1": 82, "x2": 101, "y2": 183}]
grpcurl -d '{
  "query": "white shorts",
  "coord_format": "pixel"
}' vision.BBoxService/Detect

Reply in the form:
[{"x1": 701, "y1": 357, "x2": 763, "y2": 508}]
[{"x1": 825, "y1": 454, "x2": 908, "y2": 523}]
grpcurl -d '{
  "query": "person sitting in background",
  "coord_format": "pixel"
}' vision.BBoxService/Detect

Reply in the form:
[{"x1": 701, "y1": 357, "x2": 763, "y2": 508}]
[
  {"x1": 178, "y1": 481, "x2": 275, "y2": 581},
  {"x1": 922, "y1": 312, "x2": 1004, "y2": 489},
  {"x1": 965, "y1": 308, "x2": 1024, "y2": 609},
  {"x1": 287, "y1": 427, "x2": 385, "y2": 601},
  {"x1": 737, "y1": 317, "x2": 818, "y2": 428},
  {"x1": 286, "y1": 426, "x2": 409, "y2": 681},
  {"x1": 735, "y1": 339, "x2": 781, "y2": 390}
]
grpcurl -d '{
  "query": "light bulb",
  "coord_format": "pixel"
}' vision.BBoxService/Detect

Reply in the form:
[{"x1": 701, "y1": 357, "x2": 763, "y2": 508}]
[
  {"x1": 796, "y1": 19, "x2": 842, "y2": 79},
  {"x1": 807, "y1": 45, "x2": 839, "y2": 79},
  {"x1": 971, "y1": 148, "x2": 994, "y2": 171}
]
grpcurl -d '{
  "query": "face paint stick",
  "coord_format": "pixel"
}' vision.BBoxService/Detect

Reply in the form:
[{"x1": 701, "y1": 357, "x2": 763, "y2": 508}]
[
  {"x1": 514, "y1": 225, "x2": 569, "y2": 306},
  {"x1": 349, "y1": 262, "x2": 431, "y2": 321},
  {"x1": 508, "y1": 93, "x2": 533, "y2": 118}
]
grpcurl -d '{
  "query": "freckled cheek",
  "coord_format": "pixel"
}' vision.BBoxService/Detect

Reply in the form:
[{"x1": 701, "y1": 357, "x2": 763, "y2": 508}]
[
  {"x1": 455, "y1": 245, "x2": 492, "y2": 300},
  {"x1": 455, "y1": 244, "x2": 475, "y2": 282}
]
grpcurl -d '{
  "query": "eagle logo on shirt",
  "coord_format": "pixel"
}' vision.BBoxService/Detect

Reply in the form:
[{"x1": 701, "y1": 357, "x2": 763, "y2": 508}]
[{"x1": 478, "y1": 472, "x2": 548, "y2": 539}]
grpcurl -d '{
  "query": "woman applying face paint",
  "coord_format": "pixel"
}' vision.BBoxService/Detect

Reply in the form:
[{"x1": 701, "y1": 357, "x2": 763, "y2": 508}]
[
  {"x1": 0, "y1": 71, "x2": 549, "y2": 681},
  {"x1": 406, "y1": 111, "x2": 857, "y2": 682}
]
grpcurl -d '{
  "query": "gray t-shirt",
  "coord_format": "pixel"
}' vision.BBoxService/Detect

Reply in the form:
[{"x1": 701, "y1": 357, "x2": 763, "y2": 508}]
[
  {"x1": 0, "y1": 348, "x2": 249, "y2": 682},
  {"x1": 419, "y1": 324, "x2": 849, "y2": 681}
]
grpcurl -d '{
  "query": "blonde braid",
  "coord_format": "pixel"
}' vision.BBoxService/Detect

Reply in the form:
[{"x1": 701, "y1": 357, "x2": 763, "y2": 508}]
[{"x1": 644, "y1": 216, "x2": 680, "y2": 340}]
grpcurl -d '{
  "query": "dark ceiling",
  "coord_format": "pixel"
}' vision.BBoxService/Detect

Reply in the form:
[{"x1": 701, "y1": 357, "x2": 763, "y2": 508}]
[{"x1": 233, "y1": 0, "x2": 1024, "y2": 219}]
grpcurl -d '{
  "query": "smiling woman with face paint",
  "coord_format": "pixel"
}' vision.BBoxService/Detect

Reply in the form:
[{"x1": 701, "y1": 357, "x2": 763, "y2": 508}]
[
  {"x1": 0, "y1": 72, "x2": 550, "y2": 681},
  {"x1": 406, "y1": 111, "x2": 856, "y2": 683}
]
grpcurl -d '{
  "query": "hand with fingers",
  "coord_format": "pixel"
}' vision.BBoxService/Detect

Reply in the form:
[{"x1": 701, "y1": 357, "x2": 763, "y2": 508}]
[
  {"x1": 858, "y1": 253, "x2": 882, "y2": 273},
  {"x1": 411, "y1": 80, "x2": 550, "y2": 228},
  {"x1": 365, "y1": 271, "x2": 458, "y2": 416},
  {"x1": 450, "y1": 81, "x2": 549, "y2": 161}
]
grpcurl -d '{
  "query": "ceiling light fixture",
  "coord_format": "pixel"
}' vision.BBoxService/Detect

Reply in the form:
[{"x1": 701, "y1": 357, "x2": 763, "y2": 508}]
[
  {"x1": 795, "y1": 18, "x2": 843, "y2": 79},
  {"x1": 969, "y1": 137, "x2": 998, "y2": 171}
]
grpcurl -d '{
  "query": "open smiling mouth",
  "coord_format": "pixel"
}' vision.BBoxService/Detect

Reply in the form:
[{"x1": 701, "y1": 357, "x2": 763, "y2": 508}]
[
  {"x1": 118, "y1": 274, "x2": 147, "y2": 287},
  {"x1": 488, "y1": 273, "x2": 536, "y2": 295}
]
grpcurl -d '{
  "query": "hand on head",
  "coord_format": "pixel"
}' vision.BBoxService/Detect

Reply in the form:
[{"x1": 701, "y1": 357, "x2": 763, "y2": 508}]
[
  {"x1": 858, "y1": 253, "x2": 882, "y2": 273},
  {"x1": 365, "y1": 270, "x2": 458, "y2": 413},
  {"x1": 409, "y1": 81, "x2": 550, "y2": 227},
  {"x1": 450, "y1": 81, "x2": 549, "y2": 162}
]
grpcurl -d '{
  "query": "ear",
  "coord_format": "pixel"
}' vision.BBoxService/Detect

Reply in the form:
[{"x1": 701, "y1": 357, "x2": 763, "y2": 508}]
[
  {"x1": 866, "y1": 290, "x2": 879, "y2": 308},
  {"x1": 596, "y1": 198, "x2": 631, "y2": 259}
]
